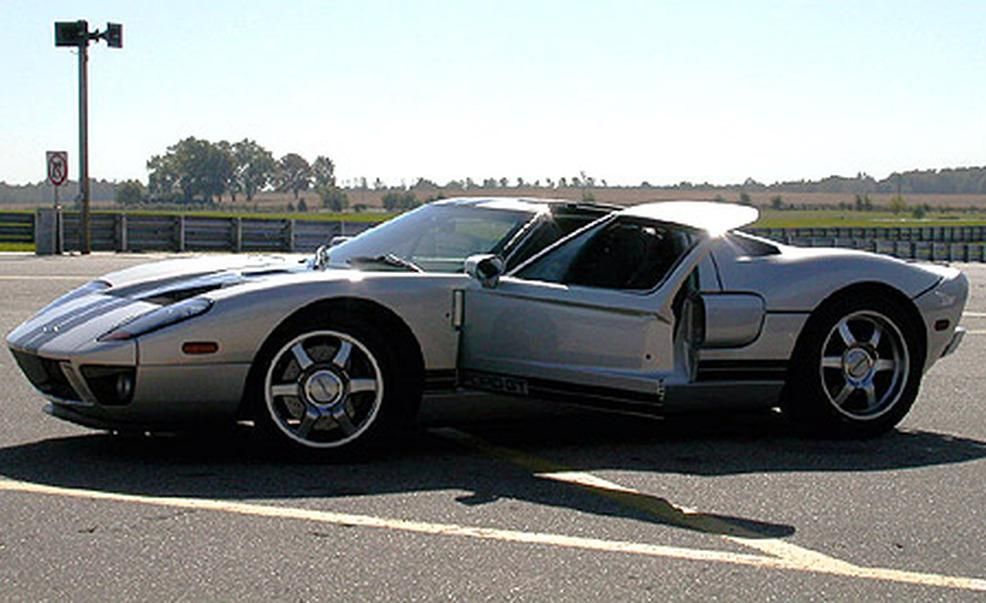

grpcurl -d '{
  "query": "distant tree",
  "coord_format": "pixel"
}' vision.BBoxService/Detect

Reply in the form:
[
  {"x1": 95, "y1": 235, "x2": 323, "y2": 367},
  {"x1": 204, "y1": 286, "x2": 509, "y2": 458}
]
[
  {"x1": 559, "y1": 177, "x2": 568, "y2": 187},
  {"x1": 373, "y1": 177, "x2": 385, "y2": 190},
  {"x1": 231, "y1": 139, "x2": 276, "y2": 201},
  {"x1": 889, "y1": 195, "x2": 907, "y2": 214},
  {"x1": 276, "y1": 153, "x2": 312, "y2": 199},
  {"x1": 353, "y1": 203, "x2": 367, "y2": 213},
  {"x1": 714, "y1": 194, "x2": 726, "y2": 203},
  {"x1": 381, "y1": 191, "x2": 419, "y2": 211},
  {"x1": 146, "y1": 152, "x2": 180, "y2": 201},
  {"x1": 115, "y1": 179, "x2": 145, "y2": 206},
  {"x1": 516, "y1": 176, "x2": 526, "y2": 187},
  {"x1": 465, "y1": 177, "x2": 476, "y2": 189},
  {"x1": 770, "y1": 195, "x2": 785, "y2": 210},
  {"x1": 311, "y1": 156, "x2": 336, "y2": 189},
  {"x1": 318, "y1": 186, "x2": 349, "y2": 212},
  {"x1": 146, "y1": 137, "x2": 231, "y2": 204},
  {"x1": 911, "y1": 205, "x2": 926, "y2": 219},
  {"x1": 739, "y1": 192, "x2": 752, "y2": 205},
  {"x1": 499, "y1": 177, "x2": 509, "y2": 188},
  {"x1": 297, "y1": 198, "x2": 308, "y2": 212}
]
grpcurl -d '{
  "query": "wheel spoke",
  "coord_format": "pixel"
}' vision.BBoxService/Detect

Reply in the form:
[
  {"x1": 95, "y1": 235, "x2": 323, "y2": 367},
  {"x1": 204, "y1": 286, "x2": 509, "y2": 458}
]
[
  {"x1": 296, "y1": 407, "x2": 321, "y2": 438},
  {"x1": 349, "y1": 378, "x2": 377, "y2": 394},
  {"x1": 821, "y1": 356, "x2": 842, "y2": 369},
  {"x1": 873, "y1": 358, "x2": 896, "y2": 372},
  {"x1": 291, "y1": 343, "x2": 315, "y2": 370},
  {"x1": 270, "y1": 383, "x2": 301, "y2": 398},
  {"x1": 837, "y1": 320, "x2": 857, "y2": 347},
  {"x1": 862, "y1": 383, "x2": 877, "y2": 409},
  {"x1": 868, "y1": 324, "x2": 883, "y2": 348},
  {"x1": 332, "y1": 340, "x2": 352, "y2": 369},
  {"x1": 332, "y1": 406, "x2": 357, "y2": 435},
  {"x1": 832, "y1": 382, "x2": 855, "y2": 406}
]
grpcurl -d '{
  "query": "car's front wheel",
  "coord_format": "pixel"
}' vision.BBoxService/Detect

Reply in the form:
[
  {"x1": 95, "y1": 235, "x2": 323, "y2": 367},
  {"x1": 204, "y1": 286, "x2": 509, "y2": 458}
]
[
  {"x1": 783, "y1": 293, "x2": 923, "y2": 437},
  {"x1": 254, "y1": 317, "x2": 407, "y2": 452}
]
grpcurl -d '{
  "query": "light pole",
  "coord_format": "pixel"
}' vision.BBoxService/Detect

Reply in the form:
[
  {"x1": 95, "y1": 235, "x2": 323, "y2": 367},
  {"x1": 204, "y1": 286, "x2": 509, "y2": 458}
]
[{"x1": 55, "y1": 20, "x2": 122, "y2": 254}]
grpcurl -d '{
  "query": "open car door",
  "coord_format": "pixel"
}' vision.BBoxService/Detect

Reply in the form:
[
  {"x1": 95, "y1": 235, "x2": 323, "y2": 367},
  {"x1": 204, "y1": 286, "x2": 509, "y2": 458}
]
[{"x1": 457, "y1": 202, "x2": 758, "y2": 414}]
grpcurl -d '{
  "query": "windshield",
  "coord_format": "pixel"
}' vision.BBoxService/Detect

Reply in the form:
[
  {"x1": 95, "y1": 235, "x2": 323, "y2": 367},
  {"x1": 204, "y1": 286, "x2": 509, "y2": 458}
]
[{"x1": 327, "y1": 202, "x2": 537, "y2": 272}]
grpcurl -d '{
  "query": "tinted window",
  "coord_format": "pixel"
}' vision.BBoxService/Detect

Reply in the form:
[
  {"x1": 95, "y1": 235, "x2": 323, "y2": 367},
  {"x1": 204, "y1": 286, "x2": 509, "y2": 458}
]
[{"x1": 517, "y1": 216, "x2": 697, "y2": 291}]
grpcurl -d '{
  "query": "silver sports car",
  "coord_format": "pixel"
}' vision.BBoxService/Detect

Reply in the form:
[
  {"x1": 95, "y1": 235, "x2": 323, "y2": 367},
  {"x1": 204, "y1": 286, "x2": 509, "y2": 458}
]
[{"x1": 7, "y1": 198, "x2": 968, "y2": 452}]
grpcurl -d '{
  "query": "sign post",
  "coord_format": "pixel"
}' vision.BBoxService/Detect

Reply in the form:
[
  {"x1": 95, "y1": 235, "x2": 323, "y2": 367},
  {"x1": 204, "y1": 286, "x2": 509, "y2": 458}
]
[
  {"x1": 55, "y1": 20, "x2": 123, "y2": 254},
  {"x1": 46, "y1": 151, "x2": 68, "y2": 253}
]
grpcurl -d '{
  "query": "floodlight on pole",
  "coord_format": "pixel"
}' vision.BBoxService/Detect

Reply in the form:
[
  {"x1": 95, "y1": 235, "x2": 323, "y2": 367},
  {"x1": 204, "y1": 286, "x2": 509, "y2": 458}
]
[{"x1": 54, "y1": 20, "x2": 123, "y2": 254}]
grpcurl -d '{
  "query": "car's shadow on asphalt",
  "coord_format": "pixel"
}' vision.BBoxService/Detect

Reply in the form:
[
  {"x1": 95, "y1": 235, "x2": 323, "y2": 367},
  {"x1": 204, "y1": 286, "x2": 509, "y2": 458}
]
[{"x1": 1, "y1": 403, "x2": 984, "y2": 543}]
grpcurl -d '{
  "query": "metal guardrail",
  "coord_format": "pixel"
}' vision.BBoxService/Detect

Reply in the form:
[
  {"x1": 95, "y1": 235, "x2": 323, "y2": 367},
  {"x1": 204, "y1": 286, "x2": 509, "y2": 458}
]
[
  {"x1": 16, "y1": 209, "x2": 986, "y2": 262},
  {"x1": 747, "y1": 225, "x2": 986, "y2": 243},
  {"x1": 32, "y1": 210, "x2": 377, "y2": 254},
  {"x1": 0, "y1": 212, "x2": 35, "y2": 244}
]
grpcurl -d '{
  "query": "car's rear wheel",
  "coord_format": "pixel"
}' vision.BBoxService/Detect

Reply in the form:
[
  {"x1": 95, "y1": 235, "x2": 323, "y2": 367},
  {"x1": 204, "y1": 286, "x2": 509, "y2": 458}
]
[
  {"x1": 783, "y1": 293, "x2": 922, "y2": 437},
  {"x1": 254, "y1": 317, "x2": 409, "y2": 453}
]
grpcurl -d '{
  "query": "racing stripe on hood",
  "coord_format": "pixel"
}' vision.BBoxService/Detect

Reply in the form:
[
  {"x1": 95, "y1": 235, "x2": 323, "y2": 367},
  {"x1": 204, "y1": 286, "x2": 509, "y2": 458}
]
[{"x1": 18, "y1": 296, "x2": 136, "y2": 350}]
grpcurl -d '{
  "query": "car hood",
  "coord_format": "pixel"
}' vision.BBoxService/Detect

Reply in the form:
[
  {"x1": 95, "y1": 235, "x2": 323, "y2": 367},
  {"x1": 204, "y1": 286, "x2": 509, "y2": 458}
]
[
  {"x1": 101, "y1": 253, "x2": 310, "y2": 289},
  {"x1": 6, "y1": 254, "x2": 309, "y2": 357}
]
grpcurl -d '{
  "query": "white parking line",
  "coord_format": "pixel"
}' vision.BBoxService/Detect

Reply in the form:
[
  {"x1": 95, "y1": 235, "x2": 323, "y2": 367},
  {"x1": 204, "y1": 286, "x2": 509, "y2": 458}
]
[
  {"x1": 962, "y1": 311, "x2": 986, "y2": 318},
  {"x1": 430, "y1": 428, "x2": 986, "y2": 592},
  {"x1": 0, "y1": 476, "x2": 983, "y2": 592},
  {"x1": 0, "y1": 275, "x2": 90, "y2": 280}
]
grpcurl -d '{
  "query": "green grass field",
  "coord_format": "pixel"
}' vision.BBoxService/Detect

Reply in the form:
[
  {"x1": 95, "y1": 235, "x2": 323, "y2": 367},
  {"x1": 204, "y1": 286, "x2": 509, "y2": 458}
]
[
  {"x1": 0, "y1": 242, "x2": 34, "y2": 252},
  {"x1": 752, "y1": 209, "x2": 986, "y2": 228}
]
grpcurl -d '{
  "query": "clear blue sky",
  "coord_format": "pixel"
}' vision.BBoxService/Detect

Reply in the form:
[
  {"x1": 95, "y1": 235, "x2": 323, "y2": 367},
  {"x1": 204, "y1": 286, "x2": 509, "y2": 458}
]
[{"x1": 2, "y1": 0, "x2": 984, "y2": 187}]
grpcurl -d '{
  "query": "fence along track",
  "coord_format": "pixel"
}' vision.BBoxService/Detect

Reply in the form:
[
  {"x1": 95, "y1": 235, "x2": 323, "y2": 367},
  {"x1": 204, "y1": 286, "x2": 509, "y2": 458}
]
[
  {"x1": 0, "y1": 212, "x2": 35, "y2": 244},
  {"x1": 18, "y1": 211, "x2": 375, "y2": 253},
  {"x1": 5, "y1": 210, "x2": 986, "y2": 262}
]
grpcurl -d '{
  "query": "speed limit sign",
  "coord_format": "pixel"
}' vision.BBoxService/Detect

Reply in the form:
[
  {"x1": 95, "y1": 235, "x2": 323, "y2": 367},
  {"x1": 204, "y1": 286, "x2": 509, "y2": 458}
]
[{"x1": 46, "y1": 151, "x2": 68, "y2": 187}]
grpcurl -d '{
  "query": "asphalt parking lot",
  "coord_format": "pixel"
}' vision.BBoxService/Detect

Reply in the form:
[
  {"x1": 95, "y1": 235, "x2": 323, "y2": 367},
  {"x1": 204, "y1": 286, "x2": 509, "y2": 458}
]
[{"x1": 1, "y1": 253, "x2": 984, "y2": 601}]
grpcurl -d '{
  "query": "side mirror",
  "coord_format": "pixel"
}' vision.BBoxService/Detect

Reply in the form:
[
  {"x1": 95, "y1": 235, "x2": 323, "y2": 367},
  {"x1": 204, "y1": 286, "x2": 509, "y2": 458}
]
[{"x1": 464, "y1": 254, "x2": 504, "y2": 289}]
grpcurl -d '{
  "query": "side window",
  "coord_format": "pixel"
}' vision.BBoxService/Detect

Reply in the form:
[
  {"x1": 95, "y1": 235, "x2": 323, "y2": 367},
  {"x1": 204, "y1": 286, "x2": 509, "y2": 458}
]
[{"x1": 517, "y1": 217, "x2": 697, "y2": 291}]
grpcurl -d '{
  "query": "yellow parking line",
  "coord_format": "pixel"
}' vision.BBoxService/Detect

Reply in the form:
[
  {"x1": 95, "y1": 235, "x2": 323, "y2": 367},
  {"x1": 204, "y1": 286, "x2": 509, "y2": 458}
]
[
  {"x1": 1, "y1": 476, "x2": 984, "y2": 591},
  {"x1": 429, "y1": 428, "x2": 986, "y2": 592}
]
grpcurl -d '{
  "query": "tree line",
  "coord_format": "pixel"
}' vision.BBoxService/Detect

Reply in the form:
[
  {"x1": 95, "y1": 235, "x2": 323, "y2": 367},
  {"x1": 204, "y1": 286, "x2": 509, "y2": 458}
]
[{"x1": 117, "y1": 137, "x2": 349, "y2": 211}]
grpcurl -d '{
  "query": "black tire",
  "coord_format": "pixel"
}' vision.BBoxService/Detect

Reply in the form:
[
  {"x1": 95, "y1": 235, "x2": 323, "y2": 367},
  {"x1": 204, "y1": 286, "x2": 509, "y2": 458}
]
[
  {"x1": 782, "y1": 292, "x2": 923, "y2": 438},
  {"x1": 249, "y1": 313, "x2": 421, "y2": 455}
]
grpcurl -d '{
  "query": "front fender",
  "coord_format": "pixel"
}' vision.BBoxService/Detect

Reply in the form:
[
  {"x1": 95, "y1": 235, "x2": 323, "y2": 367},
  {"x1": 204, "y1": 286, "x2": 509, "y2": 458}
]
[{"x1": 135, "y1": 271, "x2": 467, "y2": 371}]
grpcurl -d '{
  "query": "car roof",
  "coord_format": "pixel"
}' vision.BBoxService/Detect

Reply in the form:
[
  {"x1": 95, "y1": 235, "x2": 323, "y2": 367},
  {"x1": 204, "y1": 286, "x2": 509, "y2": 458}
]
[
  {"x1": 620, "y1": 201, "x2": 759, "y2": 235},
  {"x1": 432, "y1": 196, "x2": 619, "y2": 214}
]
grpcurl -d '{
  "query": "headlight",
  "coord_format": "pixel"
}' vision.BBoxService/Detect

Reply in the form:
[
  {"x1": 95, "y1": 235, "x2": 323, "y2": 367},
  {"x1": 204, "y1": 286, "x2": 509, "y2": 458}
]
[{"x1": 98, "y1": 297, "x2": 213, "y2": 342}]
